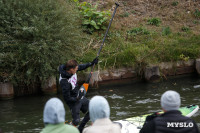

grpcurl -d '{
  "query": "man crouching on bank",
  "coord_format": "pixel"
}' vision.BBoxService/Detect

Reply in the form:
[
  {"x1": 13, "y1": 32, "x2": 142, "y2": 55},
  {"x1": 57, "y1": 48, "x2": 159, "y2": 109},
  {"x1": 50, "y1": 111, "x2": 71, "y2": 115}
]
[{"x1": 140, "y1": 90, "x2": 199, "y2": 133}]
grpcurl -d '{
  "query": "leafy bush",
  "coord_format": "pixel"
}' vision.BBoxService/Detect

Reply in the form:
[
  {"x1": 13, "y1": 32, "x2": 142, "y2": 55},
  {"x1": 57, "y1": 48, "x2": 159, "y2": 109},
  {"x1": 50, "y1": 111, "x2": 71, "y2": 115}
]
[
  {"x1": 120, "y1": 12, "x2": 130, "y2": 18},
  {"x1": 147, "y1": 18, "x2": 162, "y2": 26},
  {"x1": 127, "y1": 27, "x2": 150, "y2": 36},
  {"x1": 181, "y1": 26, "x2": 190, "y2": 32},
  {"x1": 131, "y1": 10, "x2": 136, "y2": 14},
  {"x1": 0, "y1": 0, "x2": 86, "y2": 91},
  {"x1": 194, "y1": 9, "x2": 200, "y2": 19},
  {"x1": 76, "y1": 1, "x2": 111, "y2": 34},
  {"x1": 193, "y1": 20, "x2": 200, "y2": 24},
  {"x1": 179, "y1": 54, "x2": 189, "y2": 61},
  {"x1": 162, "y1": 27, "x2": 172, "y2": 35},
  {"x1": 172, "y1": 1, "x2": 179, "y2": 6}
]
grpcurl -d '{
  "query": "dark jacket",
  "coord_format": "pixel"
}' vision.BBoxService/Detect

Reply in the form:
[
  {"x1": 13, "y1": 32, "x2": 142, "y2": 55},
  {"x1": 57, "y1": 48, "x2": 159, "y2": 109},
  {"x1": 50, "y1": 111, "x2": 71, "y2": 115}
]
[
  {"x1": 140, "y1": 110, "x2": 199, "y2": 133},
  {"x1": 59, "y1": 63, "x2": 92, "y2": 108}
]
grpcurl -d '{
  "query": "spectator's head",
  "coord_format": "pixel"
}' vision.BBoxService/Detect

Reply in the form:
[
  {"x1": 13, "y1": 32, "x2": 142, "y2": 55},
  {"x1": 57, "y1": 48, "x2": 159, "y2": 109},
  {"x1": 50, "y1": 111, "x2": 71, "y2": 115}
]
[
  {"x1": 43, "y1": 98, "x2": 65, "y2": 124},
  {"x1": 89, "y1": 96, "x2": 110, "y2": 123},
  {"x1": 161, "y1": 90, "x2": 181, "y2": 111},
  {"x1": 65, "y1": 60, "x2": 78, "y2": 74}
]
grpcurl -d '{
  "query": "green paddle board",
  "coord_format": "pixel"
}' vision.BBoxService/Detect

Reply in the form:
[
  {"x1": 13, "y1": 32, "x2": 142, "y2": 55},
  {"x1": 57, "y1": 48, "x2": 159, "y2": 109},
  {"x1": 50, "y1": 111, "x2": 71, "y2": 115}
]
[{"x1": 115, "y1": 105, "x2": 199, "y2": 133}]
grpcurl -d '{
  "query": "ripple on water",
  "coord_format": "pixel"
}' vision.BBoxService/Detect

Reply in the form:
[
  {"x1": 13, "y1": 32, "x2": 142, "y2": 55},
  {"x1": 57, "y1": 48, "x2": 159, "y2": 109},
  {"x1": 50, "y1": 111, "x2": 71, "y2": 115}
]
[
  {"x1": 148, "y1": 109, "x2": 162, "y2": 114},
  {"x1": 147, "y1": 106, "x2": 153, "y2": 109},
  {"x1": 193, "y1": 98, "x2": 200, "y2": 102},
  {"x1": 151, "y1": 94, "x2": 160, "y2": 97},
  {"x1": 26, "y1": 128, "x2": 42, "y2": 132},
  {"x1": 193, "y1": 85, "x2": 200, "y2": 89},
  {"x1": 112, "y1": 106, "x2": 121, "y2": 109},
  {"x1": 126, "y1": 105, "x2": 135, "y2": 108},
  {"x1": 7, "y1": 120, "x2": 18, "y2": 124},
  {"x1": 116, "y1": 111, "x2": 128, "y2": 116},
  {"x1": 135, "y1": 98, "x2": 159, "y2": 104},
  {"x1": 108, "y1": 94, "x2": 124, "y2": 99},
  {"x1": 182, "y1": 88, "x2": 191, "y2": 91}
]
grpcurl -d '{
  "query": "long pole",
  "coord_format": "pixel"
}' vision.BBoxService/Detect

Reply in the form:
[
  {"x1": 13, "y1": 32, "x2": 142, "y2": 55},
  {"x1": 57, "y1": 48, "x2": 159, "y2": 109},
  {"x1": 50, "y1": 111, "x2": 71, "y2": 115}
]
[{"x1": 86, "y1": 3, "x2": 119, "y2": 84}]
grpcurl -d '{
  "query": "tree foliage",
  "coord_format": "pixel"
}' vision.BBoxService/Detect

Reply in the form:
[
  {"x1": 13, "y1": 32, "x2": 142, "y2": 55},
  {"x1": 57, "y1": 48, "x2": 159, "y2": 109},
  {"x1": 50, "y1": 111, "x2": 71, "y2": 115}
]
[{"x1": 0, "y1": 0, "x2": 86, "y2": 90}]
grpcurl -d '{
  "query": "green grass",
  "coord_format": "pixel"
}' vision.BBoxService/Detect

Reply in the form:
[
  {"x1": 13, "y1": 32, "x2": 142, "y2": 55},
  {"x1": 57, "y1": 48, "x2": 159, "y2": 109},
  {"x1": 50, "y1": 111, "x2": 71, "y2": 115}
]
[
  {"x1": 162, "y1": 27, "x2": 172, "y2": 35},
  {"x1": 194, "y1": 9, "x2": 200, "y2": 19},
  {"x1": 127, "y1": 27, "x2": 150, "y2": 36},
  {"x1": 147, "y1": 18, "x2": 162, "y2": 26},
  {"x1": 193, "y1": 20, "x2": 200, "y2": 24},
  {"x1": 76, "y1": 2, "x2": 200, "y2": 71},
  {"x1": 172, "y1": 1, "x2": 179, "y2": 6},
  {"x1": 120, "y1": 12, "x2": 129, "y2": 18},
  {"x1": 80, "y1": 31, "x2": 200, "y2": 70},
  {"x1": 181, "y1": 26, "x2": 190, "y2": 32}
]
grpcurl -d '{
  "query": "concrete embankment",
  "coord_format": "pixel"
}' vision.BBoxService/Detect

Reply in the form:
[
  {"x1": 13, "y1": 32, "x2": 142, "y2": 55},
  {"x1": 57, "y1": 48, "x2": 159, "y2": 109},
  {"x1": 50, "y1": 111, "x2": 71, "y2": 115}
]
[
  {"x1": 2, "y1": 59, "x2": 200, "y2": 99},
  {"x1": 78, "y1": 59, "x2": 200, "y2": 86}
]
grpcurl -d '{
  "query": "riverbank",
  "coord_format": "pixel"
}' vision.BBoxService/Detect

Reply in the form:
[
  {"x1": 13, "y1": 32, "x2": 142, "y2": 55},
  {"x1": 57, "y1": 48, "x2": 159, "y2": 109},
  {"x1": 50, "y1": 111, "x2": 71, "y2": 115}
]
[
  {"x1": 77, "y1": 58, "x2": 200, "y2": 87},
  {"x1": 78, "y1": 0, "x2": 200, "y2": 74},
  {"x1": 1, "y1": 58, "x2": 199, "y2": 99}
]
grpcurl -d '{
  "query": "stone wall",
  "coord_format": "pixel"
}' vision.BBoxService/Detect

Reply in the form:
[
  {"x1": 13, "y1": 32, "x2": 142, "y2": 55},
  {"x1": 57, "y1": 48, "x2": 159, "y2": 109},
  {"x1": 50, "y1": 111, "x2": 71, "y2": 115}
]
[
  {"x1": 78, "y1": 59, "x2": 200, "y2": 85},
  {"x1": 196, "y1": 59, "x2": 200, "y2": 75}
]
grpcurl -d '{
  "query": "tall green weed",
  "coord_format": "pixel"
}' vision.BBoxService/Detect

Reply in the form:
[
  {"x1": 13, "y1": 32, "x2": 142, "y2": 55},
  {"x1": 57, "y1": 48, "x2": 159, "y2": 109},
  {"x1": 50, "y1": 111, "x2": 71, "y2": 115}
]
[{"x1": 75, "y1": 0, "x2": 111, "y2": 33}]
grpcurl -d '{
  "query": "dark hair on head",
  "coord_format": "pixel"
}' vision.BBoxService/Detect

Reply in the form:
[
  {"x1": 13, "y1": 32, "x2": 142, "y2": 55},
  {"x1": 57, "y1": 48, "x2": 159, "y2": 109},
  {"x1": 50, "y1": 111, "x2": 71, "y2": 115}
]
[{"x1": 65, "y1": 59, "x2": 78, "y2": 71}]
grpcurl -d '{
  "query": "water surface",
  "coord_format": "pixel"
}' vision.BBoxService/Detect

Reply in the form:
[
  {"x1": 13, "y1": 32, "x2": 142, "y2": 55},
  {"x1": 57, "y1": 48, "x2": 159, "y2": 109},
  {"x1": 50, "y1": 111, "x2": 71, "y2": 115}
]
[{"x1": 0, "y1": 75, "x2": 200, "y2": 132}]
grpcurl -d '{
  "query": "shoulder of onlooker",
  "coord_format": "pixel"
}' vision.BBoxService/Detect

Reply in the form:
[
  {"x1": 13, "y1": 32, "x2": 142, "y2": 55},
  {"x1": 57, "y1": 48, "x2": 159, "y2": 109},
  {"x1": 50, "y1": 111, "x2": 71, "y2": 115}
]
[
  {"x1": 112, "y1": 123, "x2": 122, "y2": 132},
  {"x1": 82, "y1": 126, "x2": 92, "y2": 133},
  {"x1": 113, "y1": 122, "x2": 122, "y2": 128},
  {"x1": 65, "y1": 124, "x2": 79, "y2": 133}
]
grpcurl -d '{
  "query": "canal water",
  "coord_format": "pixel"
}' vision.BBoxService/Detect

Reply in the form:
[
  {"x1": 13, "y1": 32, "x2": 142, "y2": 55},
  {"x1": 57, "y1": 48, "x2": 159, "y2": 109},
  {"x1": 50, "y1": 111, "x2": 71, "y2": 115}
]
[{"x1": 0, "y1": 75, "x2": 200, "y2": 132}]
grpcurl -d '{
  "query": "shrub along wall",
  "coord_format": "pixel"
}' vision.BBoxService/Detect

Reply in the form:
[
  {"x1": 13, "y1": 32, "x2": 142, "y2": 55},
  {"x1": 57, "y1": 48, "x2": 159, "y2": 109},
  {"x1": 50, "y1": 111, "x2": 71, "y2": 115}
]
[{"x1": 0, "y1": 0, "x2": 88, "y2": 95}]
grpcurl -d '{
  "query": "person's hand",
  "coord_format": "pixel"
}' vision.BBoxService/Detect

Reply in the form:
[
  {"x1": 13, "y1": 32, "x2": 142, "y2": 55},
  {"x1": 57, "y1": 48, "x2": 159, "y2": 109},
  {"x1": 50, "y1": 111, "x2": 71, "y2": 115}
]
[
  {"x1": 91, "y1": 57, "x2": 98, "y2": 65},
  {"x1": 77, "y1": 88, "x2": 85, "y2": 100}
]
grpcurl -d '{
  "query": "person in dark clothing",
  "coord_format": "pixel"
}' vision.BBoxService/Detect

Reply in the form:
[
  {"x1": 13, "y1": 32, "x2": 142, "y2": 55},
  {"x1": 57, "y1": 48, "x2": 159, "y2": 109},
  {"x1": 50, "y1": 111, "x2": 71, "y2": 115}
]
[
  {"x1": 140, "y1": 90, "x2": 199, "y2": 133},
  {"x1": 59, "y1": 58, "x2": 98, "y2": 133}
]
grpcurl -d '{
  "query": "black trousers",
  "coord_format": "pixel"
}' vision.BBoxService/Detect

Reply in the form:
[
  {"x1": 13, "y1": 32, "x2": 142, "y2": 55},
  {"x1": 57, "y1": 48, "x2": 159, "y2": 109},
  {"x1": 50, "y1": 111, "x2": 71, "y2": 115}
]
[{"x1": 70, "y1": 97, "x2": 90, "y2": 133}]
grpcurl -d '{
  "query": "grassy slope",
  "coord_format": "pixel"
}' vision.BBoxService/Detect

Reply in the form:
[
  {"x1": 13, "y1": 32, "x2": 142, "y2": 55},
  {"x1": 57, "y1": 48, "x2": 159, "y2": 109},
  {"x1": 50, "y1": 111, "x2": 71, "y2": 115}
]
[{"x1": 78, "y1": 0, "x2": 200, "y2": 70}]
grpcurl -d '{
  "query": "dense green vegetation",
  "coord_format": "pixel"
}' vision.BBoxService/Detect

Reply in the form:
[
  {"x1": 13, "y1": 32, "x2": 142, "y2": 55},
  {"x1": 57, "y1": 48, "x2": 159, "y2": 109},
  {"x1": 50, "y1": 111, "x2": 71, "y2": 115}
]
[
  {"x1": 0, "y1": 0, "x2": 87, "y2": 91},
  {"x1": 81, "y1": 31, "x2": 200, "y2": 70}
]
